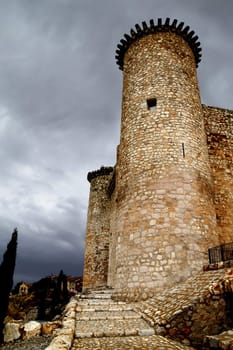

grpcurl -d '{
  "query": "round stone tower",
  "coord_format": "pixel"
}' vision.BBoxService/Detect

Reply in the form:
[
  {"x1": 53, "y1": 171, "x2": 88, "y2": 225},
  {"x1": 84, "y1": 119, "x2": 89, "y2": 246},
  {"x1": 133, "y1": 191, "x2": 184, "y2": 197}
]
[
  {"x1": 112, "y1": 18, "x2": 220, "y2": 300},
  {"x1": 83, "y1": 167, "x2": 113, "y2": 291}
]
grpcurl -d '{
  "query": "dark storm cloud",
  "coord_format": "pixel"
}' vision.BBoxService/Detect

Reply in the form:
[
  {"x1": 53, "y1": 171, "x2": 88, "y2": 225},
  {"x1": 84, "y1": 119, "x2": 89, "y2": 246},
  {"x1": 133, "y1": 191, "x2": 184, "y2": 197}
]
[{"x1": 0, "y1": 0, "x2": 232, "y2": 284}]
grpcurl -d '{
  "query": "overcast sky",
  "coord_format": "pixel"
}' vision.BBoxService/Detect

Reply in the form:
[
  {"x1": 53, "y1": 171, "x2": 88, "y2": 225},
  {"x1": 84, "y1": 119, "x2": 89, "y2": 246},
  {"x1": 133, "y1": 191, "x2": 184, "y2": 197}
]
[{"x1": 0, "y1": 0, "x2": 232, "y2": 284}]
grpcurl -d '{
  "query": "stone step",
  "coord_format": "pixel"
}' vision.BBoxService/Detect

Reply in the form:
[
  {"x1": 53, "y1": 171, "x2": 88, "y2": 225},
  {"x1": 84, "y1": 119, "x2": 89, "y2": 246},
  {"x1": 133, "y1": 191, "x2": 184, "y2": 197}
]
[
  {"x1": 87, "y1": 289, "x2": 113, "y2": 294},
  {"x1": 85, "y1": 286, "x2": 113, "y2": 291},
  {"x1": 82, "y1": 287, "x2": 113, "y2": 293},
  {"x1": 76, "y1": 310, "x2": 141, "y2": 321},
  {"x1": 78, "y1": 298, "x2": 115, "y2": 305},
  {"x1": 77, "y1": 299, "x2": 125, "y2": 304},
  {"x1": 80, "y1": 293, "x2": 112, "y2": 300},
  {"x1": 72, "y1": 335, "x2": 194, "y2": 349},
  {"x1": 75, "y1": 318, "x2": 155, "y2": 338},
  {"x1": 76, "y1": 303, "x2": 133, "y2": 312}
]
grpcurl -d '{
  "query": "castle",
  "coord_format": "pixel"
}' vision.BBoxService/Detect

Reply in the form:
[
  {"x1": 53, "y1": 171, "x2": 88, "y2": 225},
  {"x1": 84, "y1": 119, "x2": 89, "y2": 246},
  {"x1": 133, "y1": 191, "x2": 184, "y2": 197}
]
[{"x1": 83, "y1": 18, "x2": 233, "y2": 301}]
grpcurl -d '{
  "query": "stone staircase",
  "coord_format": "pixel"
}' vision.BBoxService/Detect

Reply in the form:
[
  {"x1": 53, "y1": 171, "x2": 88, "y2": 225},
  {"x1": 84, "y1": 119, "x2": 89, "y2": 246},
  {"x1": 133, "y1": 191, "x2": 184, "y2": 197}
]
[
  {"x1": 71, "y1": 288, "x2": 193, "y2": 349},
  {"x1": 46, "y1": 287, "x2": 197, "y2": 349},
  {"x1": 48, "y1": 267, "x2": 233, "y2": 350},
  {"x1": 75, "y1": 288, "x2": 155, "y2": 338}
]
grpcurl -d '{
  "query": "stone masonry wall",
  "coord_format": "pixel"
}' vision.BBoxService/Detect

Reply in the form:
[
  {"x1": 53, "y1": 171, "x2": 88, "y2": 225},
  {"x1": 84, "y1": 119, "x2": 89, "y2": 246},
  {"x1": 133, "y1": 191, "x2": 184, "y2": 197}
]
[
  {"x1": 82, "y1": 168, "x2": 113, "y2": 290},
  {"x1": 112, "y1": 32, "x2": 219, "y2": 300},
  {"x1": 107, "y1": 181, "x2": 117, "y2": 287},
  {"x1": 134, "y1": 268, "x2": 233, "y2": 348},
  {"x1": 83, "y1": 24, "x2": 233, "y2": 301},
  {"x1": 203, "y1": 105, "x2": 233, "y2": 244}
]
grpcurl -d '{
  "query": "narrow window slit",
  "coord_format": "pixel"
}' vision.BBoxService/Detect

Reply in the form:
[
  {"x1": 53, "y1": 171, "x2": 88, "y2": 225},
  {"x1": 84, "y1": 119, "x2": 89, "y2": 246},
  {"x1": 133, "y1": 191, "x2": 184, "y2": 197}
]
[
  {"x1": 182, "y1": 143, "x2": 185, "y2": 158},
  {"x1": 147, "y1": 98, "x2": 157, "y2": 111}
]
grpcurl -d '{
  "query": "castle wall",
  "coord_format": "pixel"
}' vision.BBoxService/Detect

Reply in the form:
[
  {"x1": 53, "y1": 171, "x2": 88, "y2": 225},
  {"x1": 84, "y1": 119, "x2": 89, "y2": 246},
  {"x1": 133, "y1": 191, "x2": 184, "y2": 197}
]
[
  {"x1": 83, "y1": 20, "x2": 233, "y2": 301},
  {"x1": 203, "y1": 105, "x2": 233, "y2": 243},
  {"x1": 82, "y1": 168, "x2": 113, "y2": 291},
  {"x1": 113, "y1": 32, "x2": 219, "y2": 300},
  {"x1": 107, "y1": 184, "x2": 117, "y2": 287}
]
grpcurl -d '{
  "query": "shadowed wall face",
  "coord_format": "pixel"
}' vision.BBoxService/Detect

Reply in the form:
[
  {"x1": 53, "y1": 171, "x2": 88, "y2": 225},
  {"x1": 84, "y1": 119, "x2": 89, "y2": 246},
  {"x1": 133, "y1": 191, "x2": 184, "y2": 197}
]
[
  {"x1": 203, "y1": 106, "x2": 233, "y2": 244},
  {"x1": 113, "y1": 31, "x2": 219, "y2": 300},
  {"x1": 83, "y1": 171, "x2": 112, "y2": 290}
]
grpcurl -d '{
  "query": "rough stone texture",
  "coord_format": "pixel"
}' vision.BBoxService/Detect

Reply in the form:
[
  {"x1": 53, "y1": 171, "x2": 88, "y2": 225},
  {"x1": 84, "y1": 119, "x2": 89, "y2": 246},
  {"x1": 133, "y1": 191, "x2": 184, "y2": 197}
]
[
  {"x1": 43, "y1": 268, "x2": 233, "y2": 349},
  {"x1": 107, "y1": 171, "x2": 117, "y2": 287},
  {"x1": 0, "y1": 335, "x2": 52, "y2": 350},
  {"x1": 135, "y1": 268, "x2": 233, "y2": 347},
  {"x1": 112, "y1": 30, "x2": 219, "y2": 300},
  {"x1": 82, "y1": 167, "x2": 113, "y2": 290},
  {"x1": 21, "y1": 321, "x2": 41, "y2": 340},
  {"x1": 75, "y1": 292, "x2": 154, "y2": 339},
  {"x1": 204, "y1": 330, "x2": 233, "y2": 349},
  {"x1": 83, "y1": 19, "x2": 233, "y2": 301},
  {"x1": 45, "y1": 298, "x2": 76, "y2": 350},
  {"x1": 32, "y1": 20, "x2": 233, "y2": 349},
  {"x1": 203, "y1": 105, "x2": 233, "y2": 244},
  {"x1": 41, "y1": 321, "x2": 61, "y2": 336},
  {"x1": 3, "y1": 320, "x2": 61, "y2": 344},
  {"x1": 72, "y1": 335, "x2": 194, "y2": 349},
  {"x1": 3, "y1": 322, "x2": 21, "y2": 343}
]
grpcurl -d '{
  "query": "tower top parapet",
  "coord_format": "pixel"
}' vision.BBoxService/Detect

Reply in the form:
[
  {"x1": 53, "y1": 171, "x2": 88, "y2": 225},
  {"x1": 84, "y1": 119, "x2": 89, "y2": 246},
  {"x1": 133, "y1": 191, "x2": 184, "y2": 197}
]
[
  {"x1": 87, "y1": 166, "x2": 113, "y2": 183},
  {"x1": 115, "y1": 17, "x2": 202, "y2": 70}
]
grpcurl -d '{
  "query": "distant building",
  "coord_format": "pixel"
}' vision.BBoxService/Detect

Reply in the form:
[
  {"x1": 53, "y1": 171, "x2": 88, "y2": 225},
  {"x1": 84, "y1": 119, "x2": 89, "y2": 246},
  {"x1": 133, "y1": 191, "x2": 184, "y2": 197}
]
[{"x1": 18, "y1": 282, "x2": 30, "y2": 296}]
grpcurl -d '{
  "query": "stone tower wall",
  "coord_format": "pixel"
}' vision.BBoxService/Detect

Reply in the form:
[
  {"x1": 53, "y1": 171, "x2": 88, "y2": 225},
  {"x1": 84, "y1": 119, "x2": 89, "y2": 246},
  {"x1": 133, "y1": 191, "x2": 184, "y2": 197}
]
[
  {"x1": 203, "y1": 105, "x2": 233, "y2": 243},
  {"x1": 82, "y1": 167, "x2": 113, "y2": 291},
  {"x1": 107, "y1": 182, "x2": 117, "y2": 287},
  {"x1": 113, "y1": 30, "x2": 219, "y2": 300},
  {"x1": 83, "y1": 19, "x2": 233, "y2": 301}
]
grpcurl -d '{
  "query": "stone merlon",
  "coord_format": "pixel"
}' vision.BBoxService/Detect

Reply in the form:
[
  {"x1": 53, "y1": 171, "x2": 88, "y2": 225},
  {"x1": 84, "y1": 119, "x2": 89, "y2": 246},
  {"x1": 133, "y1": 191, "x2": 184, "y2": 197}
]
[
  {"x1": 83, "y1": 17, "x2": 233, "y2": 302},
  {"x1": 87, "y1": 166, "x2": 114, "y2": 183},
  {"x1": 115, "y1": 17, "x2": 202, "y2": 70}
]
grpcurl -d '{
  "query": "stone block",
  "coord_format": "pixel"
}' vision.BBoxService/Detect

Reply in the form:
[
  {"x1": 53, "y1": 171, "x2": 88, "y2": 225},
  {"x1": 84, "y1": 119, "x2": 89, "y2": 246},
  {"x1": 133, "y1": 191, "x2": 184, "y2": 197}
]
[
  {"x1": 3, "y1": 322, "x2": 21, "y2": 343},
  {"x1": 41, "y1": 321, "x2": 61, "y2": 335},
  {"x1": 22, "y1": 320, "x2": 41, "y2": 340},
  {"x1": 138, "y1": 328, "x2": 155, "y2": 336}
]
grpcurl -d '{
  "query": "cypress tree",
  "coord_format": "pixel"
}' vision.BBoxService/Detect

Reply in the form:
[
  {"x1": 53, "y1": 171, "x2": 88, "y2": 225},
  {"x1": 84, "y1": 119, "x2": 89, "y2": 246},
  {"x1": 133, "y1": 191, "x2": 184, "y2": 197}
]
[
  {"x1": 61, "y1": 271, "x2": 69, "y2": 303},
  {"x1": 0, "y1": 228, "x2": 18, "y2": 343}
]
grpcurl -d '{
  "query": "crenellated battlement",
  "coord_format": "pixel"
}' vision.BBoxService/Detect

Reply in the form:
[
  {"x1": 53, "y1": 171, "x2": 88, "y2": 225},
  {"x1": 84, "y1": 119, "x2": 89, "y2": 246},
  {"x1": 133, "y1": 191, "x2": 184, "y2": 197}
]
[
  {"x1": 83, "y1": 18, "x2": 233, "y2": 301},
  {"x1": 115, "y1": 17, "x2": 202, "y2": 70},
  {"x1": 87, "y1": 166, "x2": 113, "y2": 183}
]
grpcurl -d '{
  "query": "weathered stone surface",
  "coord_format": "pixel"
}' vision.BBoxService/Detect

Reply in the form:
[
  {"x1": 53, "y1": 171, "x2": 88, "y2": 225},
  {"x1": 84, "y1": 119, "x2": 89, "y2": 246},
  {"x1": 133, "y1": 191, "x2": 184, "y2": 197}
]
[
  {"x1": 22, "y1": 321, "x2": 41, "y2": 340},
  {"x1": 72, "y1": 335, "x2": 195, "y2": 349},
  {"x1": 0, "y1": 335, "x2": 52, "y2": 350},
  {"x1": 44, "y1": 270, "x2": 233, "y2": 349},
  {"x1": 45, "y1": 334, "x2": 72, "y2": 350},
  {"x1": 2, "y1": 319, "x2": 60, "y2": 344},
  {"x1": 47, "y1": 16, "x2": 233, "y2": 350},
  {"x1": 204, "y1": 329, "x2": 233, "y2": 349},
  {"x1": 83, "y1": 17, "x2": 233, "y2": 302},
  {"x1": 45, "y1": 298, "x2": 76, "y2": 350},
  {"x1": 203, "y1": 105, "x2": 233, "y2": 244},
  {"x1": 82, "y1": 168, "x2": 113, "y2": 291},
  {"x1": 41, "y1": 321, "x2": 61, "y2": 335},
  {"x1": 3, "y1": 322, "x2": 21, "y2": 343}
]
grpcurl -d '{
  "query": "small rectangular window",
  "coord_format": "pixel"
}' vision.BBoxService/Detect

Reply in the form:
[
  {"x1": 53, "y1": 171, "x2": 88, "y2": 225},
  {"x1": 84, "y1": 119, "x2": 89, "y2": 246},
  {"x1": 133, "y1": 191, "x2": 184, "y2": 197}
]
[{"x1": 147, "y1": 98, "x2": 157, "y2": 111}]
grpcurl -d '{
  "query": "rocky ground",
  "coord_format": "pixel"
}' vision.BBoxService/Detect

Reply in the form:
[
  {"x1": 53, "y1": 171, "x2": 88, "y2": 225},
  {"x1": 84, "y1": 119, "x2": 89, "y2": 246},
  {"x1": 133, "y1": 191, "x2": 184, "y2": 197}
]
[{"x1": 0, "y1": 335, "x2": 52, "y2": 350}]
